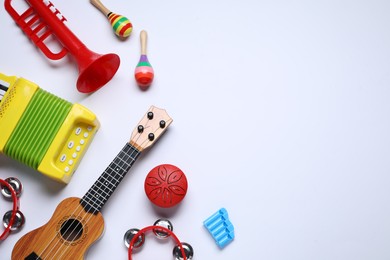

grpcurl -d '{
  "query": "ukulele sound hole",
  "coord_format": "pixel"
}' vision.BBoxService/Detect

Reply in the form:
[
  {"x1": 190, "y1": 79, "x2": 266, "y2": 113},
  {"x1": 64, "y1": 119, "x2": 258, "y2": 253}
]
[{"x1": 60, "y1": 218, "x2": 83, "y2": 242}]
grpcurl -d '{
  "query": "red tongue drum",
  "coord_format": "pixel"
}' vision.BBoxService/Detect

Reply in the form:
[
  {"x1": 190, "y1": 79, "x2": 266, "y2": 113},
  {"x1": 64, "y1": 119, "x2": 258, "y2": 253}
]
[
  {"x1": 135, "y1": 30, "x2": 154, "y2": 90},
  {"x1": 4, "y1": 0, "x2": 120, "y2": 93}
]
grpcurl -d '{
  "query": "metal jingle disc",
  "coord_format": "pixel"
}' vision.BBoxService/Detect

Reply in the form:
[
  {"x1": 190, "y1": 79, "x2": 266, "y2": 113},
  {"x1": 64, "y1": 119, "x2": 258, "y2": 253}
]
[
  {"x1": 173, "y1": 242, "x2": 194, "y2": 260},
  {"x1": 1, "y1": 177, "x2": 23, "y2": 199},
  {"x1": 3, "y1": 210, "x2": 25, "y2": 231},
  {"x1": 124, "y1": 228, "x2": 145, "y2": 249},
  {"x1": 153, "y1": 219, "x2": 173, "y2": 239}
]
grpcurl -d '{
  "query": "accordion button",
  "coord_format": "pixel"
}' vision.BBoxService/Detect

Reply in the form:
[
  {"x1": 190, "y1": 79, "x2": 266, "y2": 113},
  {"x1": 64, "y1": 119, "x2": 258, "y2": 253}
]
[
  {"x1": 60, "y1": 154, "x2": 67, "y2": 162},
  {"x1": 68, "y1": 141, "x2": 74, "y2": 149},
  {"x1": 75, "y1": 127, "x2": 82, "y2": 135}
]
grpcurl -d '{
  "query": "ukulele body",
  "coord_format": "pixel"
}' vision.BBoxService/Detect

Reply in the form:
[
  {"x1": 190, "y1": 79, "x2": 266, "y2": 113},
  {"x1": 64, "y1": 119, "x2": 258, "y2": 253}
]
[{"x1": 12, "y1": 197, "x2": 104, "y2": 260}]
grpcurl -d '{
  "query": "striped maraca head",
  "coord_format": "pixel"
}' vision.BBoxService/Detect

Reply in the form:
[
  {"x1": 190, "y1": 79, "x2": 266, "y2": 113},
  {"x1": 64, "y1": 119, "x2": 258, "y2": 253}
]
[
  {"x1": 107, "y1": 12, "x2": 133, "y2": 38},
  {"x1": 135, "y1": 55, "x2": 154, "y2": 89}
]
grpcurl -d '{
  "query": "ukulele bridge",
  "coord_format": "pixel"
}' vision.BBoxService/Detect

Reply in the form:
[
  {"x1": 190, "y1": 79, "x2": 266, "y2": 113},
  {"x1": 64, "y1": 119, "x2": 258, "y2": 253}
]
[{"x1": 25, "y1": 252, "x2": 42, "y2": 260}]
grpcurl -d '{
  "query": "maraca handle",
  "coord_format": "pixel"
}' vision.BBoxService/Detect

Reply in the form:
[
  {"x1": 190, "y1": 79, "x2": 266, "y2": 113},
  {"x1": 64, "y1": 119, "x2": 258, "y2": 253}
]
[
  {"x1": 140, "y1": 30, "x2": 148, "y2": 55},
  {"x1": 90, "y1": 0, "x2": 111, "y2": 16}
]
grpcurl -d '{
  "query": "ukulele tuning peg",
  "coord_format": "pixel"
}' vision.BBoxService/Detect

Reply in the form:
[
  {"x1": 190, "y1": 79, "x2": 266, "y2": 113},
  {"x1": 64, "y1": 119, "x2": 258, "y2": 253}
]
[
  {"x1": 147, "y1": 111, "x2": 154, "y2": 119},
  {"x1": 3, "y1": 210, "x2": 25, "y2": 232},
  {"x1": 1, "y1": 177, "x2": 23, "y2": 199}
]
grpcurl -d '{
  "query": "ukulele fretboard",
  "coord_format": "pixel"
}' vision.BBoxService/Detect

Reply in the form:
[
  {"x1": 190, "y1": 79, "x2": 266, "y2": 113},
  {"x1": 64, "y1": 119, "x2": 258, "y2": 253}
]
[{"x1": 80, "y1": 143, "x2": 140, "y2": 214}]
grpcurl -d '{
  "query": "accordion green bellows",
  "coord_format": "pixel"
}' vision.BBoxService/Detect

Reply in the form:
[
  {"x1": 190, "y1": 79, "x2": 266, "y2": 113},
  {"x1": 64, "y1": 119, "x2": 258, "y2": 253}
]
[{"x1": 0, "y1": 73, "x2": 100, "y2": 184}]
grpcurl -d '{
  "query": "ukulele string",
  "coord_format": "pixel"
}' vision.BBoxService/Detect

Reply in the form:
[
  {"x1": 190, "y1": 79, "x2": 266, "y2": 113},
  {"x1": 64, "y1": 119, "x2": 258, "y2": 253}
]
[
  {"x1": 40, "y1": 143, "x2": 140, "y2": 260},
  {"x1": 55, "y1": 137, "x2": 148, "y2": 260},
  {"x1": 39, "y1": 201, "x2": 89, "y2": 259},
  {"x1": 41, "y1": 128, "x2": 150, "y2": 260},
  {"x1": 55, "y1": 146, "x2": 138, "y2": 259},
  {"x1": 43, "y1": 143, "x2": 139, "y2": 260}
]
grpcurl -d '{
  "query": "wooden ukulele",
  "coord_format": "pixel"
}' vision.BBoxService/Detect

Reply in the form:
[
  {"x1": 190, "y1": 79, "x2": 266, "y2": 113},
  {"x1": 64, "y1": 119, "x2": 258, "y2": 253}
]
[{"x1": 12, "y1": 106, "x2": 172, "y2": 260}]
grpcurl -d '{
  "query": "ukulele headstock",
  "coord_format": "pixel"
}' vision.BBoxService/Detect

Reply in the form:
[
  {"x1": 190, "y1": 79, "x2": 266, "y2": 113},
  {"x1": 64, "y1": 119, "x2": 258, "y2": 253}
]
[{"x1": 129, "y1": 106, "x2": 173, "y2": 152}]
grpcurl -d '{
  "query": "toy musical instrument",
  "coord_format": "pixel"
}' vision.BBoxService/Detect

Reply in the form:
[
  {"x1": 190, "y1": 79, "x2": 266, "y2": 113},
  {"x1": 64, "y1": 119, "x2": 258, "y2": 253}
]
[
  {"x1": 90, "y1": 0, "x2": 133, "y2": 38},
  {"x1": 4, "y1": 0, "x2": 120, "y2": 93},
  {"x1": 125, "y1": 219, "x2": 194, "y2": 260},
  {"x1": 0, "y1": 73, "x2": 99, "y2": 184},
  {"x1": 144, "y1": 164, "x2": 188, "y2": 208},
  {"x1": 11, "y1": 106, "x2": 172, "y2": 260},
  {"x1": 135, "y1": 30, "x2": 154, "y2": 90},
  {"x1": 0, "y1": 177, "x2": 24, "y2": 242}
]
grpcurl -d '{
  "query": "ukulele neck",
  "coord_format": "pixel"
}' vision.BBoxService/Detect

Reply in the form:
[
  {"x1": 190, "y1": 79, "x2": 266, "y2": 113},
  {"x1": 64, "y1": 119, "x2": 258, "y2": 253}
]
[{"x1": 80, "y1": 143, "x2": 140, "y2": 214}]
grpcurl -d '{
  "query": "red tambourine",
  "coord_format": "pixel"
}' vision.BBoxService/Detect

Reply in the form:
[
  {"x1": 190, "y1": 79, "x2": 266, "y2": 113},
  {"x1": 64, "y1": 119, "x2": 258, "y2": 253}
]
[
  {"x1": 128, "y1": 225, "x2": 191, "y2": 260},
  {"x1": 0, "y1": 177, "x2": 24, "y2": 241}
]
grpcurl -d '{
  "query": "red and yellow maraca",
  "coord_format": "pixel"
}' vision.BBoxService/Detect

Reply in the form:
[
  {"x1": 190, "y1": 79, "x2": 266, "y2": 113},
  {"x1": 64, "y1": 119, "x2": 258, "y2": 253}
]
[
  {"x1": 135, "y1": 30, "x2": 154, "y2": 90},
  {"x1": 90, "y1": 0, "x2": 132, "y2": 38}
]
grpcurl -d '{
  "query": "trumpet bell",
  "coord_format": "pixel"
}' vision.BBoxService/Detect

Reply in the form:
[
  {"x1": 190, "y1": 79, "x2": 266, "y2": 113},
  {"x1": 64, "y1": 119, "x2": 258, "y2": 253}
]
[{"x1": 76, "y1": 52, "x2": 120, "y2": 93}]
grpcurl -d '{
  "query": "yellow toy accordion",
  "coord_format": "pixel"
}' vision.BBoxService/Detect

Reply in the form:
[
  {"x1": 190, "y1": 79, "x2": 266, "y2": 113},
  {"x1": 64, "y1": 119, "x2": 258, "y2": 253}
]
[{"x1": 0, "y1": 73, "x2": 99, "y2": 184}]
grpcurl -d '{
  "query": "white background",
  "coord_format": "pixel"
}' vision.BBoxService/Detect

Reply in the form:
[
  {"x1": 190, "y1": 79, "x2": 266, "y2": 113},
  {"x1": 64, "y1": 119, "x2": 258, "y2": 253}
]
[{"x1": 1, "y1": 0, "x2": 390, "y2": 259}]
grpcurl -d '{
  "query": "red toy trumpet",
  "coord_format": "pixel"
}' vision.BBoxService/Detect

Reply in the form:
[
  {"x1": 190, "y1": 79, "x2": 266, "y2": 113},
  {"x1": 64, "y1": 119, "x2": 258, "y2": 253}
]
[{"x1": 5, "y1": 0, "x2": 120, "y2": 93}]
